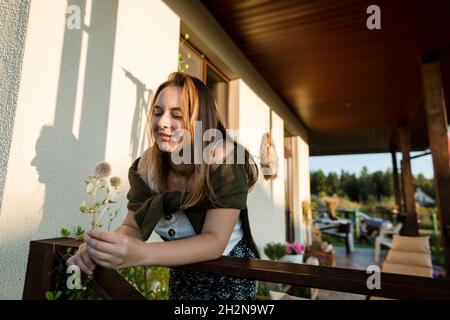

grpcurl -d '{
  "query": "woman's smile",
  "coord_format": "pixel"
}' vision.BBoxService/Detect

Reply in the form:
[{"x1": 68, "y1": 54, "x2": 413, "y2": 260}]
[{"x1": 159, "y1": 132, "x2": 172, "y2": 142}]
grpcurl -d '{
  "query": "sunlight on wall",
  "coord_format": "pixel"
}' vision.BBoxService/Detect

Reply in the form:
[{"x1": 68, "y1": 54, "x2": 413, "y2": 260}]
[
  {"x1": 0, "y1": 0, "x2": 68, "y2": 300},
  {"x1": 104, "y1": 0, "x2": 180, "y2": 176},
  {"x1": 271, "y1": 111, "x2": 285, "y2": 210},
  {"x1": 72, "y1": 0, "x2": 92, "y2": 140},
  {"x1": 0, "y1": 0, "x2": 180, "y2": 299},
  {"x1": 237, "y1": 80, "x2": 286, "y2": 255},
  {"x1": 292, "y1": 136, "x2": 311, "y2": 244}
]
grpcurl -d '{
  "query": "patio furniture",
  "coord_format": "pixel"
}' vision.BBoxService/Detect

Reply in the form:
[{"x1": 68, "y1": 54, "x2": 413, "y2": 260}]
[
  {"x1": 304, "y1": 246, "x2": 336, "y2": 267},
  {"x1": 314, "y1": 218, "x2": 354, "y2": 254},
  {"x1": 370, "y1": 235, "x2": 433, "y2": 300},
  {"x1": 374, "y1": 222, "x2": 403, "y2": 263},
  {"x1": 383, "y1": 235, "x2": 432, "y2": 276}
]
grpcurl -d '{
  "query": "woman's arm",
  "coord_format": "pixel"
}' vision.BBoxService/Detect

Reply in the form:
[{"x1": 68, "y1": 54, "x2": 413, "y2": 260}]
[
  {"x1": 68, "y1": 149, "x2": 148, "y2": 273},
  {"x1": 114, "y1": 210, "x2": 143, "y2": 240},
  {"x1": 84, "y1": 208, "x2": 240, "y2": 269},
  {"x1": 66, "y1": 211, "x2": 142, "y2": 274},
  {"x1": 141, "y1": 208, "x2": 240, "y2": 266}
]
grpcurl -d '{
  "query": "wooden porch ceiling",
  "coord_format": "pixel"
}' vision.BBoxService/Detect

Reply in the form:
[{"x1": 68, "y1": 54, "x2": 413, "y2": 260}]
[{"x1": 200, "y1": 0, "x2": 450, "y2": 155}]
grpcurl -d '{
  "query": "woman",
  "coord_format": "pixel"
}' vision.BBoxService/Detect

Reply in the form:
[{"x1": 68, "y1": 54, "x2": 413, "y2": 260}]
[{"x1": 68, "y1": 72, "x2": 260, "y2": 299}]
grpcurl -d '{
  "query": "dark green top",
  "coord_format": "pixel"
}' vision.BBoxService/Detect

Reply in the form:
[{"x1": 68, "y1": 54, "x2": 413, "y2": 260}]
[{"x1": 126, "y1": 157, "x2": 260, "y2": 258}]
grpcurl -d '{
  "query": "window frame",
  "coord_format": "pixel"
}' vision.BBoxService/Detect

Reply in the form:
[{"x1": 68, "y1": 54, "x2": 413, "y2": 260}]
[{"x1": 180, "y1": 37, "x2": 230, "y2": 128}]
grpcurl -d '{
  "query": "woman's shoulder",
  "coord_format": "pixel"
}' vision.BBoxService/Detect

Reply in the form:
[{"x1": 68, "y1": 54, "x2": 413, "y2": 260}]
[
  {"x1": 137, "y1": 148, "x2": 150, "y2": 172},
  {"x1": 209, "y1": 140, "x2": 258, "y2": 190},
  {"x1": 208, "y1": 139, "x2": 237, "y2": 171},
  {"x1": 135, "y1": 148, "x2": 152, "y2": 185},
  {"x1": 210, "y1": 143, "x2": 246, "y2": 183}
]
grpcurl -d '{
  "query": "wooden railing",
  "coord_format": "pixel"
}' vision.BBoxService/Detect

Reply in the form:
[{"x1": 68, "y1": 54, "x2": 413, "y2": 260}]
[{"x1": 23, "y1": 238, "x2": 450, "y2": 300}]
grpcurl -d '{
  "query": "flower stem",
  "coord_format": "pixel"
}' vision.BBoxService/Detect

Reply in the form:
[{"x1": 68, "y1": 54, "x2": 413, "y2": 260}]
[
  {"x1": 91, "y1": 177, "x2": 99, "y2": 230},
  {"x1": 95, "y1": 205, "x2": 109, "y2": 229}
]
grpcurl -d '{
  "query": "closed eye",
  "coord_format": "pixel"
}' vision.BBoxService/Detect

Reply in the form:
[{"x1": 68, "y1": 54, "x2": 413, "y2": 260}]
[
  {"x1": 153, "y1": 106, "x2": 163, "y2": 116},
  {"x1": 171, "y1": 112, "x2": 183, "y2": 119}
]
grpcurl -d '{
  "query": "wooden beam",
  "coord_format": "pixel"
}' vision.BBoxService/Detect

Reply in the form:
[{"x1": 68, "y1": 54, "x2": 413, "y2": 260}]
[
  {"x1": 398, "y1": 127, "x2": 419, "y2": 236},
  {"x1": 23, "y1": 239, "x2": 146, "y2": 300},
  {"x1": 26, "y1": 238, "x2": 450, "y2": 300},
  {"x1": 391, "y1": 147, "x2": 402, "y2": 216},
  {"x1": 22, "y1": 247, "x2": 56, "y2": 299},
  {"x1": 422, "y1": 61, "x2": 450, "y2": 275}
]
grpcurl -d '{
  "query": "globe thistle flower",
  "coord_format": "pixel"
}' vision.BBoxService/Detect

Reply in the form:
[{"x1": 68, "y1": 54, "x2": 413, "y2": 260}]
[
  {"x1": 110, "y1": 176, "x2": 121, "y2": 188},
  {"x1": 95, "y1": 161, "x2": 111, "y2": 178}
]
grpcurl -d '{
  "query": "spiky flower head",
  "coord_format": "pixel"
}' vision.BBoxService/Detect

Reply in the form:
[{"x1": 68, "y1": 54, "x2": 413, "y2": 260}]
[
  {"x1": 110, "y1": 176, "x2": 121, "y2": 188},
  {"x1": 95, "y1": 161, "x2": 111, "y2": 178}
]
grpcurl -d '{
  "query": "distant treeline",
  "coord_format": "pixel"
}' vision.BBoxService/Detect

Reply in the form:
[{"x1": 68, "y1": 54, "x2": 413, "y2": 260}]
[{"x1": 310, "y1": 167, "x2": 435, "y2": 202}]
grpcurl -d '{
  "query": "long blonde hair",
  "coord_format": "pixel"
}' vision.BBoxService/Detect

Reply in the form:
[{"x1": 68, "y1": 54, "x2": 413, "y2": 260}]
[{"x1": 138, "y1": 72, "x2": 258, "y2": 208}]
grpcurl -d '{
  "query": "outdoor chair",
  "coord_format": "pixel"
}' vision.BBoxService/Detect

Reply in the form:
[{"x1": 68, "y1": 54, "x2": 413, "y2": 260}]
[
  {"x1": 374, "y1": 222, "x2": 403, "y2": 263},
  {"x1": 370, "y1": 234, "x2": 433, "y2": 300},
  {"x1": 314, "y1": 218, "x2": 354, "y2": 254}
]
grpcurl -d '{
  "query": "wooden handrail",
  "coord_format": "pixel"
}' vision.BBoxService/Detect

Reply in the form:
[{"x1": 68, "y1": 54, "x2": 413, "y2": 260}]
[
  {"x1": 23, "y1": 238, "x2": 145, "y2": 300},
  {"x1": 23, "y1": 238, "x2": 450, "y2": 300}
]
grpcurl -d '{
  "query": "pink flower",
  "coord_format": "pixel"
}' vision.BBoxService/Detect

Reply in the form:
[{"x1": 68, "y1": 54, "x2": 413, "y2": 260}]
[
  {"x1": 286, "y1": 245, "x2": 292, "y2": 254},
  {"x1": 285, "y1": 241, "x2": 306, "y2": 255}
]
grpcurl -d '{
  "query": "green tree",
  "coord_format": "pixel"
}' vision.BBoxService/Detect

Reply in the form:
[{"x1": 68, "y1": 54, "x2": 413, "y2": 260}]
[
  {"x1": 340, "y1": 170, "x2": 360, "y2": 201},
  {"x1": 310, "y1": 168, "x2": 434, "y2": 205},
  {"x1": 358, "y1": 167, "x2": 373, "y2": 202},
  {"x1": 414, "y1": 173, "x2": 435, "y2": 199},
  {"x1": 311, "y1": 170, "x2": 326, "y2": 195},
  {"x1": 326, "y1": 172, "x2": 340, "y2": 196},
  {"x1": 372, "y1": 170, "x2": 393, "y2": 200}
]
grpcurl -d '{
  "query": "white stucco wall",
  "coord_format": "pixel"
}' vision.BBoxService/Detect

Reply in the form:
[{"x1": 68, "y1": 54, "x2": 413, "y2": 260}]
[
  {"x1": 0, "y1": 0, "x2": 30, "y2": 216},
  {"x1": 235, "y1": 80, "x2": 286, "y2": 258},
  {"x1": 0, "y1": 0, "x2": 179, "y2": 299},
  {"x1": 291, "y1": 135, "x2": 311, "y2": 244}
]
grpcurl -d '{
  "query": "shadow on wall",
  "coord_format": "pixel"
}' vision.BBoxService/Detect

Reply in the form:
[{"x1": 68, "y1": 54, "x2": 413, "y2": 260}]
[
  {"x1": 123, "y1": 67, "x2": 153, "y2": 160},
  {"x1": 30, "y1": 0, "x2": 119, "y2": 240},
  {"x1": 0, "y1": 0, "x2": 116, "y2": 299},
  {"x1": 2, "y1": 0, "x2": 160, "y2": 299}
]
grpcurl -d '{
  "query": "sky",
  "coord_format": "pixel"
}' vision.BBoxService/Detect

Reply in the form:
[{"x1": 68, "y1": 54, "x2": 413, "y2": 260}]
[{"x1": 309, "y1": 152, "x2": 434, "y2": 179}]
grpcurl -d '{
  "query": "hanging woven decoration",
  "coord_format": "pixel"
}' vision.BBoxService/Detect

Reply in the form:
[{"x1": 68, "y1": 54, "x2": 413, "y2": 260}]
[{"x1": 260, "y1": 132, "x2": 278, "y2": 180}]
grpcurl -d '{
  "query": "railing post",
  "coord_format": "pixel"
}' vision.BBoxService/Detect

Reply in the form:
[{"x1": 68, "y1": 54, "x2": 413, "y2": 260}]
[
  {"x1": 422, "y1": 61, "x2": 450, "y2": 275},
  {"x1": 398, "y1": 126, "x2": 419, "y2": 236},
  {"x1": 22, "y1": 245, "x2": 57, "y2": 300}
]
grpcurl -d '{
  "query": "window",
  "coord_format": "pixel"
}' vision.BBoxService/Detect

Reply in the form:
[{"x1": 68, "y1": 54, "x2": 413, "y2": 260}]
[
  {"x1": 205, "y1": 62, "x2": 228, "y2": 127},
  {"x1": 179, "y1": 40, "x2": 203, "y2": 80},
  {"x1": 179, "y1": 37, "x2": 229, "y2": 127}
]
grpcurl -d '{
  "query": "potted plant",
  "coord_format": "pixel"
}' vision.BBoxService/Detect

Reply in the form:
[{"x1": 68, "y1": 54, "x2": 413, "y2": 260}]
[
  {"x1": 281, "y1": 241, "x2": 306, "y2": 264},
  {"x1": 263, "y1": 242, "x2": 287, "y2": 261}
]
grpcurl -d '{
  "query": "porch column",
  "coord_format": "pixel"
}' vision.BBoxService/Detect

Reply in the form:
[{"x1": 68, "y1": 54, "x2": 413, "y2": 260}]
[
  {"x1": 398, "y1": 127, "x2": 419, "y2": 236},
  {"x1": 291, "y1": 135, "x2": 311, "y2": 245},
  {"x1": 391, "y1": 146, "x2": 402, "y2": 215},
  {"x1": 422, "y1": 61, "x2": 450, "y2": 273}
]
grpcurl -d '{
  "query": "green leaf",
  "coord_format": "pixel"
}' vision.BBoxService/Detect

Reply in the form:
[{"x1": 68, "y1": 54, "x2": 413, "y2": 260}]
[
  {"x1": 45, "y1": 291, "x2": 54, "y2": 300},
  {"x1": 54, "y1": 290, "x2": 62, "y2": 300},
  {"x1": 61, "y1": 228, "x2": 71, "y2": 238},
  {"x1": 79, "y1": 206, "x2": 89, "y2": 213},
  {"x1": 74, "y1": 226, "x2": 85, "y2": 238}
]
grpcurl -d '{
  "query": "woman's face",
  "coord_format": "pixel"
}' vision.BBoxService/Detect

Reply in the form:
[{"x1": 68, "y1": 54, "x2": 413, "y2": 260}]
[{"x1": 152, "y1": 85, "x2": 186, "y2": 153}]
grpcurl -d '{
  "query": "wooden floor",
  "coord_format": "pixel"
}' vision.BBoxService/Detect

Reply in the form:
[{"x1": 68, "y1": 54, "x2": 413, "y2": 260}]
[{"x1": 315, "y1": 246, "x2": 387, "y2": 300}]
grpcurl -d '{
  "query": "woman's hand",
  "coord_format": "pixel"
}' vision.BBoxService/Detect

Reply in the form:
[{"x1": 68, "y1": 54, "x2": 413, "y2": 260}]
[
  {"x1": 66, "y1": 242, "x2": 97, "y2": 276},
  {"x1": 83, "y1": 229, "x2": 146, "y2": 270}
]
